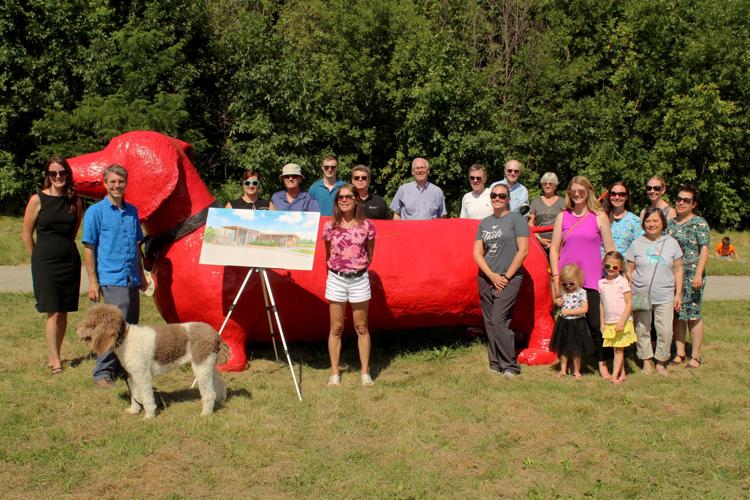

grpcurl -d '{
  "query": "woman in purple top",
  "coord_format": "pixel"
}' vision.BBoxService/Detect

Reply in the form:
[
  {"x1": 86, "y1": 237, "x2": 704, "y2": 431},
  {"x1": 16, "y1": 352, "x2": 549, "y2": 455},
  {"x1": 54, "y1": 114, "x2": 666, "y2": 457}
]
[
  {"x1": 550, "y1": 176, "x2": 615, "y2": 379},
  {"x1": 322, "y1": 184, "x2": 376, "y2": 387}
]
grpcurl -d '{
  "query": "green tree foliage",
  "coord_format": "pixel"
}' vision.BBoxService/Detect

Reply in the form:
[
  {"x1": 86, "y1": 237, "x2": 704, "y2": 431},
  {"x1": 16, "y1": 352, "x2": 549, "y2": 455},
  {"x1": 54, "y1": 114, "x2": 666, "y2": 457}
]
[{"x1": 2, "y1": 0, "x2": 749, "y2": 227}]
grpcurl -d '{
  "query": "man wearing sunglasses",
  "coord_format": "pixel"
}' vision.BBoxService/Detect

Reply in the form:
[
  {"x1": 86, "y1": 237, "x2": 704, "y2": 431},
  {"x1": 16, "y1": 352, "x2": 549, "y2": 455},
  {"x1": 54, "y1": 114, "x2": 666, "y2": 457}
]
[
  {"x1": 309, "y1": 155, "x2": 344, "y2": 216},
  {"x1": 490, "y1": 159, "x2": 529, "y2": 214},
  {"x1": 390, "y1": 157, "x2": 447, "y2": 220},
  {"x1": 351, "y1": 164, "x2": 389, "y2": 219},
  {"x1": 271, "y1": 163, "x2": 320, "y2": 212},
  {"x1": 460, "y1": 163, "x2": 492, "y2": 219}
]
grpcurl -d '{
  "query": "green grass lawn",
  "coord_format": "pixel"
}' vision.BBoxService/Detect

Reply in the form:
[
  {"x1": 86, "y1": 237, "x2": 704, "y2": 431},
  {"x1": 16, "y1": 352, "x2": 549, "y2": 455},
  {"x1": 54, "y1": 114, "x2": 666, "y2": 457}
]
[{"x1": 1, "y1": 294, "x2": 748, "y2": 497}]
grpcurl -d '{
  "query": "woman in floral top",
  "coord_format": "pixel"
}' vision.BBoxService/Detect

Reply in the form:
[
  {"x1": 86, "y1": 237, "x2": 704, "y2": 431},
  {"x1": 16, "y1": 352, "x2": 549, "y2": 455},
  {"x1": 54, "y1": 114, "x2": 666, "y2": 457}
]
[
  {"x1": 601, "y1": 181, "x2": 643, "y2": 256},
  {"x1": 667, "y1": 184, "x2": 710, "y2": 369},
  {"x1": 322, "y1": 184, "x2": 376, "y2": 386}
]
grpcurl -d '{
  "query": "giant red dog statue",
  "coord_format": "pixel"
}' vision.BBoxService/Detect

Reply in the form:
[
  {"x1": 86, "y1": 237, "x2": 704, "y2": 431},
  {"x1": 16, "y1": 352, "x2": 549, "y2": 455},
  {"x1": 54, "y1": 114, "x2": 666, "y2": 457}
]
[{"x1": 69, "y1": 131, "x2": 556, "y2": 371}]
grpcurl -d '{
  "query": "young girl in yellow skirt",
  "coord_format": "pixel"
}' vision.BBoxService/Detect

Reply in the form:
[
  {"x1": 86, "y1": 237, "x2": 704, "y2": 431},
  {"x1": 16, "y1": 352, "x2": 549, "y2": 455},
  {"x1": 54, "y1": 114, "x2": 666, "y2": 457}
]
[{"x1": 599, "y1": 251, "x2": 637, "y2": 384}]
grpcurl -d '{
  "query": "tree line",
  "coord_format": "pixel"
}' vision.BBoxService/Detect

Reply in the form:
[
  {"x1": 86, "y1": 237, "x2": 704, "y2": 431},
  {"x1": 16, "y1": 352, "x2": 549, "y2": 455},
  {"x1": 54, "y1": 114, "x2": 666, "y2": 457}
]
[{"x1": 2, "y1": 0, "x2": 748, "y2": 228}]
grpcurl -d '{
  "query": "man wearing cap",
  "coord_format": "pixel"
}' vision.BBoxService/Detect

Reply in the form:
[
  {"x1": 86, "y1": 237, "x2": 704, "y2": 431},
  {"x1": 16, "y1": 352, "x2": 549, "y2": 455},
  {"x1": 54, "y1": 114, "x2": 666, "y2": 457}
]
[
  {"x1": 390, "y1": 157, "x2": 447, "y2": 220},
  {"x1": 489, "y1": 159, "x2": 528, "y2": 214},
  {"x1": 271, "y1": 163, "x2": 321, "y2": 212},
  {"x1": 351, "y1": 164, "x2": 389, "y2": 219},
  {"x1": 308, "y1": 155, "x2": 344, "y2": 216}
]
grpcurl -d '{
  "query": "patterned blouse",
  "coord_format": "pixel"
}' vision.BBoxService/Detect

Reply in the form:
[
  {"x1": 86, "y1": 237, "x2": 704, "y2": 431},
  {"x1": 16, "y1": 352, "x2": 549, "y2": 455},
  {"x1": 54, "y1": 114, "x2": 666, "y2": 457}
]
[
  {"x1": 667, "y1": 216, "x2": 710, "y2": 280},
  {"x1": 322, "y1": 219, "x2": 376, "y2": 273},
  {"x1": 606, "y1": 211, "x2": 643, "y2": 256},
  {"x1": 561, "y1": 288, "x2": 587, "y2": 320}
]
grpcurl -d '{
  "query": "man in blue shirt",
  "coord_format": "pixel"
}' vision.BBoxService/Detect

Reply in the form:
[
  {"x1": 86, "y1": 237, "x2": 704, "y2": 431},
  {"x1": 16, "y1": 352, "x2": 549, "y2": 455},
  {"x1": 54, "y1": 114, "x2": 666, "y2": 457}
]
[
  {"x1": 83, "y1": 164, "x2": 147, "y2": 388},
  {"x1": 390, "y1": 157, "x2": 447, "y2": 220},
  {"x1": 271, "y1": 163, "x2": 321, "y2": 212},
  {"x1": 308, "y1": 155, "x2": 344, "y2": 216},
  {"x1": 490, "y1": 159, "x2": 529, "y2": 214}
]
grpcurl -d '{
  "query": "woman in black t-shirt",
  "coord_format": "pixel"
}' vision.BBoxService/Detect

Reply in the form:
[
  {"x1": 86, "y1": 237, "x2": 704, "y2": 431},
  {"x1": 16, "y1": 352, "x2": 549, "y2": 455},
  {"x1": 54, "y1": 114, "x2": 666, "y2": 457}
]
[{"x1": 226, "y1": 170, "x2": 274, "y2": 210}]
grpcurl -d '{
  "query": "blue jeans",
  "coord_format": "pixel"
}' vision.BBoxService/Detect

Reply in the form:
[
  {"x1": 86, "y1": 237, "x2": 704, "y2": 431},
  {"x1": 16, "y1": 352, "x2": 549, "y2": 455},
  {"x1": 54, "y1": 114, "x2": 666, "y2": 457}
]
[{"x1": 93, "y1": 285, "x2": 140, "y2": 381}]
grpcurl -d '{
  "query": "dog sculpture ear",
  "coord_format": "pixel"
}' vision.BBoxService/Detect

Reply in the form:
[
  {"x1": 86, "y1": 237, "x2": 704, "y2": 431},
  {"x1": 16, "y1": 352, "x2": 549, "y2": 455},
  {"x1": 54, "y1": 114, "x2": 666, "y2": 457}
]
[{"x1": 88, "y1": 304, "x2": 126, "y2": 355}]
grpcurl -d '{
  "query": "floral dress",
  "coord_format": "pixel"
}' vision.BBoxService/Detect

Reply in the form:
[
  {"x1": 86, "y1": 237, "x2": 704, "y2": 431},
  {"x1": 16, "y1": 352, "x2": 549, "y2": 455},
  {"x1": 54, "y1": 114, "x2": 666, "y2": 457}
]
[
  {"x1": 667, "y1": 216, "x2": 710, "y2": 320},
  {"x1": 604, "y1": 211, "x2": 643, "y2": 257}
]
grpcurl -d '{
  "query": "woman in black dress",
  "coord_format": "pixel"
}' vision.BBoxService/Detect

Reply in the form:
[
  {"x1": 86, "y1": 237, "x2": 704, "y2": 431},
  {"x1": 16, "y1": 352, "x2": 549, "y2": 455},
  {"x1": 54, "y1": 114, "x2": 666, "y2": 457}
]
[
  {"x1": 22, "y1": 156, "x2": 83, "y2": 375},
  {"x1": 226, "y1": 170, "x2": 274, "y2": 210}
]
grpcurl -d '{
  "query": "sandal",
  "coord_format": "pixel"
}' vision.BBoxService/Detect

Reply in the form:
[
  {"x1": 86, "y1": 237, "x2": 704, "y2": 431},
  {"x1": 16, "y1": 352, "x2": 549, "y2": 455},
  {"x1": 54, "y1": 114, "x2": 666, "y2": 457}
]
[
  {"x1": 670, "y1": 354, "x2": 687, "y2": 366},
  {"x1": 51, "y1": 366, "x2": 63, "y2": 375},
  {"x1": 686, "y1": 357, "x2": 702, "y2": 369}
]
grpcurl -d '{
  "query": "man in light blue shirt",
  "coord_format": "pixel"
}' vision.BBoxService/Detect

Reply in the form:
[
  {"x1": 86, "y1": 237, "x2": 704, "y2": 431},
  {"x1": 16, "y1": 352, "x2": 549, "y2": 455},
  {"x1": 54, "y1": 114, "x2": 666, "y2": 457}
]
[
  {"x1": 390, "y1": 157, "x2": 447, "y2": 220},
  {"x1": 271, "y1": 163, "x2": 321, "y2": 212},
  {"x1": 308, "y1": 155, "x2": 344, "y2": 216},
  {"x1": 82, "y1": 164, "x2": 147, "y2": 388},
  {"x1": 490, "y1": 159, "x2": 529, "y2": 214}
]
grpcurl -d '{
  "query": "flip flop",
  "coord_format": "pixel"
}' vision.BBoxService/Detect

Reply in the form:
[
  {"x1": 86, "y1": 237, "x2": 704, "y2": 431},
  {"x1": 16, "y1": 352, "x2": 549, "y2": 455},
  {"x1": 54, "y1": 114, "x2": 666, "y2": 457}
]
[
  {"x1": 686, "y1": 357, "x2": 702, "y2": 369},
  {"x1": 670, "y1": 354, "x2": 687, "y2": 366},
  {"x1": 51, "y1": 366, "x2": 63, "y2": 375}
]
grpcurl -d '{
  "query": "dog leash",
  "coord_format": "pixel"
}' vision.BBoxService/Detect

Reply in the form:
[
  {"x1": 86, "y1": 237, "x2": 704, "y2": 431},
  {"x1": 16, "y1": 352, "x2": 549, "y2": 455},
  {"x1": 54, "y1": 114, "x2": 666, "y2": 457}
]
[{"x1": 121, "y1": 374, "x2": 167, "y2": 411}]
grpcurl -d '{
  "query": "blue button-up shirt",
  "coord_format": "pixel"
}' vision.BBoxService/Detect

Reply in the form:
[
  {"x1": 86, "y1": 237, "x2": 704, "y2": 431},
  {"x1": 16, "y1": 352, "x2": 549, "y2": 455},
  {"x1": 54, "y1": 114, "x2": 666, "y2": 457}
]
[
  {"x1": 490, "y1": 180, "x2": 529, "y2": 213},
  {"x1": 389, "y1": 181, "x2": 447, "y2": 220},
  {"x1": 271, "y1": 191, "x2": 321, "y2": 212},
  {"x1": 308, "y1": 178, "x2": 344, "y2": 216},
  {"x1": 82, "y1": 197, "x2": 144, "y2": 287}
]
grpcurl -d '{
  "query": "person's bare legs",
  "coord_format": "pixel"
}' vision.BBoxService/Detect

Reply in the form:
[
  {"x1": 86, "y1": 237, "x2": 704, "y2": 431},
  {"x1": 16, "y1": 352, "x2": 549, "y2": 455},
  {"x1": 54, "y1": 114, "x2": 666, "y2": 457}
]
[
  {"x1": 673, "y1": 319, "x2": 687, "y2": 361},
  {"x1": 558, "y1": 354, "x2": 568, "y2": 378},
  {"x1": 352, "y1": 301, "x2": 371, "y2": 374},
  {"x1": 572, "y1": 355, "x2": 583, "y2": 379},
  {"x1": 45, "y1": 312, "x2": 66, "y2": 371},
  {"x1": 612, "y1": 348, "x2": 625, "y2": 383},
  {"x1": 328, "y1": 302, "x2": 346, "y2": 376},
  {"x1": 687, "y1": 318, "x2": 704, "y2": 367}
]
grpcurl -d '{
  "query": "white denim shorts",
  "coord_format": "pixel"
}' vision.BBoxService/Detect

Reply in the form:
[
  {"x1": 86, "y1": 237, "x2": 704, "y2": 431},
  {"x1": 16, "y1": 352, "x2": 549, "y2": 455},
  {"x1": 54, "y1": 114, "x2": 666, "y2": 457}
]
[{"x1": 325, "y1": 270, "x2": 371, "y2": 303}]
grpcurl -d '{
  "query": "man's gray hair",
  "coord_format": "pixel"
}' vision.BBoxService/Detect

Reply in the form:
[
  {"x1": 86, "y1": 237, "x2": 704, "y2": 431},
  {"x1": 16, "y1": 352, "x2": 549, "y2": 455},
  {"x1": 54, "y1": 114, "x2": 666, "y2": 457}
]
[
  {"x1": 352, "y1": 164, "x2": 371, "y2": 176},
  {"x1": 103, "y1": 164, "x2": 128, "y2": 181},
  {"x1": 540, "y1": 172, "x2": 559, "y2": 185},
  {"x1": 468, "y1": 163, "x2": 487, "y2": 175},
  {"x1": 411, "y1": 157, "x2": 429, "y2": 169}
]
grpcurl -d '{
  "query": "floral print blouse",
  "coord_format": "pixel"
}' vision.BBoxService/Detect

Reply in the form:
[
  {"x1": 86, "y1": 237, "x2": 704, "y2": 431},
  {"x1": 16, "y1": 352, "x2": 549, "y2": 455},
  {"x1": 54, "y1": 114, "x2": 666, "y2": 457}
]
[{"x1": 322, "y1": 219, "x2": 376, "y2": 273}]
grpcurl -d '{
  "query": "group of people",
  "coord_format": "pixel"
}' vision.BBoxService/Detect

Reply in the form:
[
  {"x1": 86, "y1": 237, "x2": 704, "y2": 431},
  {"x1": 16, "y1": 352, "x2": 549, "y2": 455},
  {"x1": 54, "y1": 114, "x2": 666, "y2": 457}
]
[{"x1": 23, "y1": 153, "x2": 711, "y2": 389}]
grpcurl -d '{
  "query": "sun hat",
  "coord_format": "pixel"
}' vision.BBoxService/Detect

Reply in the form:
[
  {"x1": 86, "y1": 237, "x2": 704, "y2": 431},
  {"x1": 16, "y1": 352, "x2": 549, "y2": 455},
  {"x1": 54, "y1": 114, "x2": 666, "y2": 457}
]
[{"x1": 280, "y1": 163, "x2": 304, "y2": 179}]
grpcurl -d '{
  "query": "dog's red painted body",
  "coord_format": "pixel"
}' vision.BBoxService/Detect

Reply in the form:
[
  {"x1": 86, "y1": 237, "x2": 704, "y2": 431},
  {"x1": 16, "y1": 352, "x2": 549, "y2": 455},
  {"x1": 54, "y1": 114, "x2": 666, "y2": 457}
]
[{"x1": 69, "y1": 131, "x2": 556, "y2": 371}]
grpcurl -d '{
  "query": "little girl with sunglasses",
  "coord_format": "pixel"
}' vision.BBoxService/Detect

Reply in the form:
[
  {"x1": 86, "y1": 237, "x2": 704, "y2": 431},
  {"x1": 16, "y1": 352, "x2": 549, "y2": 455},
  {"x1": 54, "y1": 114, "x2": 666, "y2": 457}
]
[
  {"x1": 598, "y1": 251, "x2": 637, "y2": 384},
  {"x1": 550, "y1": 263, "x2": 595, "y2": 378}
]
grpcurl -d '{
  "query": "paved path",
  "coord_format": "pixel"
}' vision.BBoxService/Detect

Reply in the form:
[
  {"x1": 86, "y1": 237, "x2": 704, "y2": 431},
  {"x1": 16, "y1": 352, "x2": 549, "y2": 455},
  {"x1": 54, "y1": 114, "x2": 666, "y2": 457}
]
[{"x1": 3, "y1": 265, "x2": 750, "y2": 300}]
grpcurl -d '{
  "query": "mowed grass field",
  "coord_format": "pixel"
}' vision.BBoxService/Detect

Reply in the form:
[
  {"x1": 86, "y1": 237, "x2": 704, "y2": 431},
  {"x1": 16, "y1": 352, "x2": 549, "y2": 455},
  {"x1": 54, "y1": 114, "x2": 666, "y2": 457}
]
[{"x1": 1, "y1": 293, "x2": 748, "y2": 498}]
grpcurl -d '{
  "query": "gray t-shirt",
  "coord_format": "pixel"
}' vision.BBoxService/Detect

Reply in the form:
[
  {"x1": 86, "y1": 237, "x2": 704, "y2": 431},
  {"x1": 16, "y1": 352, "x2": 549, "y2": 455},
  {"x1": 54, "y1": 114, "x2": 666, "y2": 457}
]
[
  {"x1": 476, "y1": 212, "x2": 530, "y2": 276},
  {"x1": 529, "y1": 196, "x2": 565, "y2": 239},
  {"x1": 626, "y1": 234, "x2": 683, "y2": 305}
]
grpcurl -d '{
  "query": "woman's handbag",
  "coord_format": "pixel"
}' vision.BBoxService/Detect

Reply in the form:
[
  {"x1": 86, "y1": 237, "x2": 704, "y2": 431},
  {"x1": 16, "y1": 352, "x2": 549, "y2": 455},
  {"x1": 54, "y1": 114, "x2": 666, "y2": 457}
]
[{"x1": 631, "y1": 239, "x2": 666, "y2": 312}]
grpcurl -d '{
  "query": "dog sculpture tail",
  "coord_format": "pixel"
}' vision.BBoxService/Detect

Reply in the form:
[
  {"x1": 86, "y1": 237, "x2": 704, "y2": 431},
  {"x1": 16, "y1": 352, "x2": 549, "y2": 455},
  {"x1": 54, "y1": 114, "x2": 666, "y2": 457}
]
[{"x1": 217, "y1": 340, "x2": 231, "y2": 366}]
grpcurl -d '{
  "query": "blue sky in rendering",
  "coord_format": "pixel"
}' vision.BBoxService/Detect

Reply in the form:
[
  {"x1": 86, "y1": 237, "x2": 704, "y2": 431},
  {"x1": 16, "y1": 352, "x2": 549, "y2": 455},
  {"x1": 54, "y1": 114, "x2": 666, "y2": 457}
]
[{"x1": 205, "y1": 208, "x2": 320, "y2": 241}]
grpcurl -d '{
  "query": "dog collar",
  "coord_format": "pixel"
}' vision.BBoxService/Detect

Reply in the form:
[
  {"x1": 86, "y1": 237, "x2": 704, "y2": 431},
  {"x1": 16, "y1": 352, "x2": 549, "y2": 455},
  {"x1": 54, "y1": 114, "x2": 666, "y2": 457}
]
[{"x1": 114, "y1": 323, "x2": 127, "y2": 348}]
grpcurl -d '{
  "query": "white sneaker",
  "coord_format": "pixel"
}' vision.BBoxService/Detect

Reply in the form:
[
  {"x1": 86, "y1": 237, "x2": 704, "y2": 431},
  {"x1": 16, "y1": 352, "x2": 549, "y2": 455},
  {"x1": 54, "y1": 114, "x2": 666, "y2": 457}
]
[
  {"x1": 327, "y1": 374, "x2": 341, "y2": 386},
  {"x1": 360, "y1": 373, "x2": 374, "y2": 386},
  {"x1": 503, "y1": 371, "x2": 519, "y2": 379}
]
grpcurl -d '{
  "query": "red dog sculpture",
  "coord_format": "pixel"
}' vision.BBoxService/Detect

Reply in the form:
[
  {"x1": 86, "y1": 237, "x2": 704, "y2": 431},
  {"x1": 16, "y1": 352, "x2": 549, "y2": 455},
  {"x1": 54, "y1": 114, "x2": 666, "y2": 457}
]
[{"x1": 69, "y1": 131, "x2": 556, "y2": 371}]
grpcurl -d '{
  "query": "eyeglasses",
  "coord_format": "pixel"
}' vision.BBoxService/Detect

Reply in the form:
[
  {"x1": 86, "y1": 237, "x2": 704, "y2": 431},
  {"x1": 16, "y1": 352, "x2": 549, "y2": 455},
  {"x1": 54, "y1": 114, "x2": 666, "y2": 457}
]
[
  {"x1": 243, "y1": 180, "x2": 259, "y2": 186},
  {"x1": 505, "y1": 169, "x2": 520, "y2": 174},
  {"x1": 469, "y1": 176, "x2": 484, "y2": 181},
  {"x1": 489, "y1": 192, "x2": 508, "y2": 200},
  {"x1": 645, "y1": 185, "x2": 663, "y2": 192},
  {"x1": 675, "y1": 196, "x2": 694, "y2": 204},
  {"x1": 47, "y1": 170, "x2": 67, "y2": 178},
  {"x1": 609, "y1": 191, "x2": 627, "y2": 198},
  {"x1": 323, "y1": 164, "x2": 337, "y2": 171},
  {"x1": 568, "y1": 189, "x2": 587, "y2": 197},
  {"x1": 604, "y1": 264, "x2": 620, "y2": 271},
  {"x1": 352, "y1": 176, "x2": 368, "y2": 181},
  {"x1": 562, "y1": 281, "x2": 576, "y2": 287},
  {"x1": 541, "y1": 182, "x2": 556, "y2": 186},
  {"x1": 337, "y1": 194, "x2": 355, "y2": 200}
]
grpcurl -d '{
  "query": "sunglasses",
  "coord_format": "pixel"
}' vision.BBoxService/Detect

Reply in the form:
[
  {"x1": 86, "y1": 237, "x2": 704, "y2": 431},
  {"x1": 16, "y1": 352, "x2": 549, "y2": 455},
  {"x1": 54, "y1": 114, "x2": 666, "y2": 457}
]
[
  {"x1": 604, "y1": 264, "x2": 620, "y2": 271},
  {"x1": 283, "y1": 175, "x2": 301, "y2": 180},
  {"x1": 337, "y1": 194, "x2": 355, "y2": 201},
  {"x1": 675, "y1": 196, "x2": 694, "y2": 204},
  {"x1": 505, "y1": 169, "x2": 520, "y2": 174},
  {"x1": 323, "y1": 164, "x2": 337, "y2": 171},
  {"x1": 243, "y1": 180, "x2": 259, "y2": 186},
  {"x1": 490, "y1": 192, "x2": 508, "y2": 200},
  {"x1": 645, "y1": 185, "x2": 663, "y2": 192},
  {"x1": 352, "y1": 176, "x2": 368, "y2": 181},
  {"x1": 469, "y1": 176, "x2": 484, "y2": 181},
  {"x1": 609, "y1": 191, "x2": 627, "y2": 198},
  {"x1": 562, "y1": 281, "x2": 577, "y2": 287},
  {"x1": 568, "y1": 189, "x2": 587, "y2": 197},
  {"x1": 47, "y1": 170, "x2": 67, "y2": 178}
]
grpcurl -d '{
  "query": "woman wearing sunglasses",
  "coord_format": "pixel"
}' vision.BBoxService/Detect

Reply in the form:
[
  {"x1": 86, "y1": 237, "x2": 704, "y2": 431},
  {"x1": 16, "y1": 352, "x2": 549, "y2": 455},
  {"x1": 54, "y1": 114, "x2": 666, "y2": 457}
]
[
  {"x1": 226, "y1": 170, "x2": 274, "y2": 210},
  {"x1": 639, "y1": 176, "x2": 676, "y2": 221},
  {"x1": 601, "y1": 181, "x2": 643, "y2": 256},
  {"x1": 549, "y1": 176, "x2": 615, "y2": 379},
  {"x1": 21, "y1": 156, "x2": 83, "y2": 376},
  {"x1": 474, "y1": 183, "x2": 529, "y2": 377},
  {"x1": 667, "y1": 184, "x2": 710, "y2": 369}
]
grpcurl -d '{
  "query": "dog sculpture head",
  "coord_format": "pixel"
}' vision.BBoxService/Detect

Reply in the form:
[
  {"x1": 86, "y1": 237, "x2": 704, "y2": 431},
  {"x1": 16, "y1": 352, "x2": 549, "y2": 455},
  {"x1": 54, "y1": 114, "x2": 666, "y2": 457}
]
[{"x1": 77, "y1": 304, "x2": 127, "y2": 356}]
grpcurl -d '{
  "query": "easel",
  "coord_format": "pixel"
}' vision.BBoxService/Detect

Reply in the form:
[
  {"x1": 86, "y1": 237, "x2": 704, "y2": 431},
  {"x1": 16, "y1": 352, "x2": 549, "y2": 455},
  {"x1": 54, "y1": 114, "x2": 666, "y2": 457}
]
[{"x1": 201, "y1": 267, "x2": 302, "y2": 401}]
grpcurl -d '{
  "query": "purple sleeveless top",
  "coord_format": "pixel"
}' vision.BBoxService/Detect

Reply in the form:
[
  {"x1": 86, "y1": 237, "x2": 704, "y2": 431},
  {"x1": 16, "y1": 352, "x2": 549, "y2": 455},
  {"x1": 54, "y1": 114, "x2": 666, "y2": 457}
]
[{"x1": 558, "y1": 210, "x2": 603, "y2": 291}]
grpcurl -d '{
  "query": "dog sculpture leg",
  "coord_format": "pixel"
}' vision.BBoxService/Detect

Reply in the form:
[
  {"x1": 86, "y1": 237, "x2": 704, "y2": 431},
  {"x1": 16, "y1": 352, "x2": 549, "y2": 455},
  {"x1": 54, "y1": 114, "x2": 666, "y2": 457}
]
[{"x1": 193, "y1": 357, "x2": 219, "y2": 416}]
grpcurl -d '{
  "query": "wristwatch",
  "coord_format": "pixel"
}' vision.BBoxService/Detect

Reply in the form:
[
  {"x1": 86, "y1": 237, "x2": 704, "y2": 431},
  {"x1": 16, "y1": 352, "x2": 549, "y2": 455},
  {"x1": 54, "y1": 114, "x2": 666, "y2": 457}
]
[{"x1": 501, "y1": 273, "x2": 510, "y2": 280}]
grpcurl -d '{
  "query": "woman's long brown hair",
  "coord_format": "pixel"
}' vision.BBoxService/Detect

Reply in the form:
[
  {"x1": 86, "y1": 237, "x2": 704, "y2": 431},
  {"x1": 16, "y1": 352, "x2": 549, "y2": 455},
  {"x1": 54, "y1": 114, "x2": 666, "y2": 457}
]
[
  {"x1": 331, "y1": 183, "x2": 365, "y2": 228},
  {"x1": 42, "y1": 155, "x2": 78, "y2": 213}
]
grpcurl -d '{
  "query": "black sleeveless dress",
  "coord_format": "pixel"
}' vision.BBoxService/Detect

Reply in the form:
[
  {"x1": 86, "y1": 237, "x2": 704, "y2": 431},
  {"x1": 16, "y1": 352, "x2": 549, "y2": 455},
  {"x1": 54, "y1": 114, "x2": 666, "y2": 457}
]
[
  {"x1": 31, "y1": 192, "x2": 81, "y2": 312},
  {"x1": 229, "y1": 197, "x2": 271, "y2": 210}
]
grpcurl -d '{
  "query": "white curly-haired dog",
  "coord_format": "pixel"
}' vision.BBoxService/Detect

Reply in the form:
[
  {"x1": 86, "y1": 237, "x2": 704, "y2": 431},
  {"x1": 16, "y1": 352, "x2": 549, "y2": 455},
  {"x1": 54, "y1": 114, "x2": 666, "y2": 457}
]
[{"x1": 77, "y1": 304, "x2": 230, "y2": 418}]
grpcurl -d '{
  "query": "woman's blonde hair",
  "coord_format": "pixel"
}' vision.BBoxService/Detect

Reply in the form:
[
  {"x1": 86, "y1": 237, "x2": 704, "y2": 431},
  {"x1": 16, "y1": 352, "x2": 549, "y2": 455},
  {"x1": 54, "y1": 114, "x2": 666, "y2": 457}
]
[
  {"x1": 560, "y1": 263, "x2": 584, "y2": 290},
  {"x1": 564, "y1": 175, "x2": 600, "y2": 212}
]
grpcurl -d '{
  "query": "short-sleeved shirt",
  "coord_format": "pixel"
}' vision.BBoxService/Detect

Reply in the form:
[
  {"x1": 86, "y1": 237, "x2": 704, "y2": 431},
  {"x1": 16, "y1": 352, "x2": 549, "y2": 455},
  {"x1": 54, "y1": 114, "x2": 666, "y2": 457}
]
[
  {"x1": 490, "y1": 180, "x2": 529, "y2": 213},
  {"x1": 322, "y1": 219, "x2": 376, "y2": 273},
  {"x1": 229, "y1": 197, "x2": 271, "y2": 210},
  {"x1": 626, "y1": 234, "x2": 683, "y2": 305},
  {"x1": 598, "y1": 275, "x2": 632, "y2": 323},
  {"x1": 605, "y1": 211, "x2": 643, "y2": 257},
  {"x1": 360, "y1": 193, "x2": 389, "y2": 219},
  {"x1": 715, "y1": 242, "x2": 735, "y2": 257},
  {"x1": 82, "y1": 197, "x2": 144, "y2": 287},
  {"x1": 308, "y1": 179, "x2": 345, "y2": 216},
  {"x1": 460, "y1": 189, "x2": 493, "y2": 219},
  {"x1": 271, "y1": 191, "x2": 320, "y2": 212},
  {"x1": 561, "y1": 289, "x2": 587, "y2": 319},
  {"x1": 475, "y1": 211, "x2": 529, "y2": 276},
  {"x1": 529, "y1": 195, "x2": 565, "y2": 238},
  {"x1": 389, "y1": 181, "x2": 447, "y2": 220}
]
